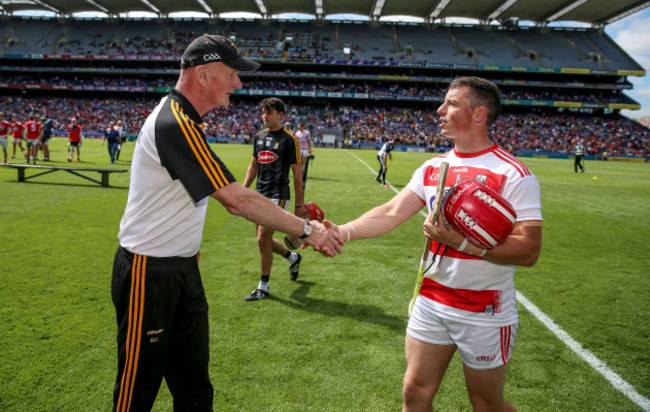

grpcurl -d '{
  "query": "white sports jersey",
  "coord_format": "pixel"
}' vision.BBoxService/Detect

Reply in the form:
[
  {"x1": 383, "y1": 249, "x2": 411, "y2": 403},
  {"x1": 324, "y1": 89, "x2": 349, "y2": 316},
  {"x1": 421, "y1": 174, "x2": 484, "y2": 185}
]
[
  {"x1": 118, "y1": 90, "x2": 235, "y2": 257},
  {"x1": 295, "y1": 128, "x2": 311, "y2": 152},
  {"x1": 378, "y1": 141, "x2": 393, "y2": 157},
  {"x1": 405, "y1": 144, "x2": 542, "y2": 326}
]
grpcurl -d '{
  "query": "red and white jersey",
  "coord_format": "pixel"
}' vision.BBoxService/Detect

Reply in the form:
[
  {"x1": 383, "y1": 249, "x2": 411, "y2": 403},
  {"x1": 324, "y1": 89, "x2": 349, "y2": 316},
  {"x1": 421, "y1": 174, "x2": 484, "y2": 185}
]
[
  {"x1": 24, "y1": 120, "x2": 41, "y2": 139},
  {"x1": 295, "y1": 129, "x2": 311, "y2": 152},
  {"x1": 405, "y1": 144, "x2": 542, "y2": 326},
  {"x1": 11, "y1": 122, "x2": 24, "y2": 139},
  {"x1": 0, "y1": 120, "x2": 10, "y2": 137}
]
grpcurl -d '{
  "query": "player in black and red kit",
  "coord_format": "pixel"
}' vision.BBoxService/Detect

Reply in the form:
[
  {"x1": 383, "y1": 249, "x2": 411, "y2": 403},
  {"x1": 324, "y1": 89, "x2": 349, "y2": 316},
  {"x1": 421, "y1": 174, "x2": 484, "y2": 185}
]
[{"x1": 243, "y1": 97, "x2": 308, "y2": 301}]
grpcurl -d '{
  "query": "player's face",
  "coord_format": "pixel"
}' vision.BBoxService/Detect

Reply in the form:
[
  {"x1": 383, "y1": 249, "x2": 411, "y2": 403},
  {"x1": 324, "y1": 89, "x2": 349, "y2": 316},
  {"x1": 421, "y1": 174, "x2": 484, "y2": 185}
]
[
  {"x1": 206, "y1": 63, "x2": 242, "y2": 108},
  {"x1": 262, "y1": 107, "x2": 284, "y2": 131},
  {"x1": 437, "y1": 86, "x2": 476, "y2": 139}
]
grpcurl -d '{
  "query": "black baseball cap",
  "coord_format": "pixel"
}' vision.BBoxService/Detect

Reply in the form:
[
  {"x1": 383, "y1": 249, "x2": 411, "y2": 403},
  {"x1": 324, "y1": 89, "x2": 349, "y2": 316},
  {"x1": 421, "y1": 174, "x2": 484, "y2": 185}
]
[{"x1": 181, "y1": 34, "x2": 260, "y2": 72}]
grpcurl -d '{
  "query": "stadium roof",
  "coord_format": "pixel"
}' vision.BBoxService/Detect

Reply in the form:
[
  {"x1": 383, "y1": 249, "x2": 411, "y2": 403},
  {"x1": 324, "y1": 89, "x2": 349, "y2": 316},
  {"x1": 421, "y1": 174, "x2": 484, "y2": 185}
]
[{"x1": 0, "y1": 0, "x2": 649, "y2": 26}]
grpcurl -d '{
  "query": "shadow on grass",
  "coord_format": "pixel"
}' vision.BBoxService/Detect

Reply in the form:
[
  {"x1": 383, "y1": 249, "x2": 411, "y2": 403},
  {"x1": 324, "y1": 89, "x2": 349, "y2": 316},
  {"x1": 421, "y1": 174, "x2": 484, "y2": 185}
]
[
  {"x1": 303, "y1": 176, "x2": 339, "y2": 183},
  {"x1": 269, "y1": 280, "x2": 407, "y2": 334},
  {"x1": 9, "y1": 181, "x2": 129, "y2": 189}
]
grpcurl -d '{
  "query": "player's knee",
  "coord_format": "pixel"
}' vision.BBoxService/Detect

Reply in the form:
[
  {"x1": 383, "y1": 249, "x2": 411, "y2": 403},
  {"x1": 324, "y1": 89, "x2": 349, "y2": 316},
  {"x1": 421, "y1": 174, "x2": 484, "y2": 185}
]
[
  {"x1": 402, "y1": 376, "x2": 434, "y2": 409},
  {"x1": 468, "y1": 394, "x2": 508, "y2": 412}
]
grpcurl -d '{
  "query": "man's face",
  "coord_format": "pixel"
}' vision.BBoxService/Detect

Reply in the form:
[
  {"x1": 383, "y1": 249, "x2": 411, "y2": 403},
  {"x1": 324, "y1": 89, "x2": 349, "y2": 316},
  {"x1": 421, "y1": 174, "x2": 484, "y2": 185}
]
[
  {"x1": 437, "y1": 86, "x2": 476, "y2": 139},
  {"x1": 262, "y1": 107, "x2": 284, "y2": 131},
  {"x1": 205, "y1": 63, "x2": 242, "y2": 108}
]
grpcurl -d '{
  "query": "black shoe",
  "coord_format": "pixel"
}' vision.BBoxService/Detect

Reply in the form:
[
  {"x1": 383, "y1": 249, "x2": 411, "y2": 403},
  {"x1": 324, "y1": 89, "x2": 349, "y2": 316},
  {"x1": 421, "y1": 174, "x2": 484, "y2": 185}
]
[
  {"x1": 375, "y1": 177, "x2": 381, "y2": 183},
  {"x1": 289, "y1": 253, "x2": 302, "y2": 281},
  {"x1": 244, "y1": 288, "x2": 269, "y2": 301}
]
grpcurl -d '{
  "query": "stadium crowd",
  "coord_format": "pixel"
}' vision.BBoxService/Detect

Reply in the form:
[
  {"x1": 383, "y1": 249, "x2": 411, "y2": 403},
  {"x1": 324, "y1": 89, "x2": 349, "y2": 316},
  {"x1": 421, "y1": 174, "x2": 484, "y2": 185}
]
[
  {"x1": 0, "y1": 96, "x2": 647, "y2": 157},
  {"x1": 0, "y1": 75, "x2": 634, "y2": 105}
]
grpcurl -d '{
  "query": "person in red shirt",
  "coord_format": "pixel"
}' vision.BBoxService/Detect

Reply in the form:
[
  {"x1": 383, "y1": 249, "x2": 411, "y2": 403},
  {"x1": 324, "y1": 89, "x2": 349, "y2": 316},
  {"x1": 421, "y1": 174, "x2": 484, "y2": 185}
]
[
  {"x1": 24, "y1": 114, "x2": 42, "y2": 164},
  {"x1": 0, "y1": 112, "x2": 10, "y2": 163},
  {"x1": 67, "y1": 118, "x2": 83, "y2": 162},
  {"x1": 10, "y1": 116, "x2": 25, "y2": 160}
]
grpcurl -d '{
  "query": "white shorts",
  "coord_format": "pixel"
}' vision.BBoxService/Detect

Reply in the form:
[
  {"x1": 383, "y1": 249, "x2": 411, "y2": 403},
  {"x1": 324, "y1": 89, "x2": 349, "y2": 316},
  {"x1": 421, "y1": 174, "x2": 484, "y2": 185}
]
[
  {"x1": 269, "y1": 198, "x2": 290, "y2": 211},
  {"x1": 0, "y1": 137, "x2": 7, "y2": 149},
  {"x1": 300, "y1": 149, "x2": 310, "y2": 158},
  {"x1": 407, "y1": 296, "x2": 517, "y2": 370},
  {"x1": 12, "y1": 137, "x2": 22, "y2": 144}
]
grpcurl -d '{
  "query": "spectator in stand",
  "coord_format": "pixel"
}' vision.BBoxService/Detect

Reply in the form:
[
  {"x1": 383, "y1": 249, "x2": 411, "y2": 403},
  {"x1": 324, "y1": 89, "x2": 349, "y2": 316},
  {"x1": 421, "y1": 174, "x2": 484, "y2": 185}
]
[
  {"x1": 0, "y1": 95, "x2": 647, "y2": 157},
  {"x1": 67, "y1": 118, "x2": 83, "y2": 162}
]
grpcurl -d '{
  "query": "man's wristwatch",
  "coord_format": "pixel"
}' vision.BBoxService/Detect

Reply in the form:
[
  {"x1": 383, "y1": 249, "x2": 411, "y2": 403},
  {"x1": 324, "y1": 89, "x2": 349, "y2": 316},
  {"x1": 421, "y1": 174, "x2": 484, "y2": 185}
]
[{"x1": 299, "y1": 220, "x2": 313, "y2": 239}]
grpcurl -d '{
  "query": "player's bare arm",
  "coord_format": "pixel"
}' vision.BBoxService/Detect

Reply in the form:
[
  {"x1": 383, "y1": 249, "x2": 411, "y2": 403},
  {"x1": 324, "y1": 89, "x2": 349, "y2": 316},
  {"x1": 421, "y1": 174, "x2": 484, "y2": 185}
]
[
  {"x1": 290, "y1": 162, "x2": 308, "y2": 218},
  {"x1": 424, "y1": 215, "x2": 542, "y2": 266},
  {"x1": 243, "y1": 156, "x2": 259, "y2": 188},
  {"x1": 211, "y1": 182, "x2": 343, "y2": 256},
  {"x1": 335, "y1": 189, "x2": 424, "y2": 241}
]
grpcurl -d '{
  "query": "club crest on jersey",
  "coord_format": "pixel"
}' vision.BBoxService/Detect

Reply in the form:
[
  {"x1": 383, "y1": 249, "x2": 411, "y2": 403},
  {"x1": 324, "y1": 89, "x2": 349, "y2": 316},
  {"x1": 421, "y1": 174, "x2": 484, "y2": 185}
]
[
  {"x1": 475, "y1": 174, "x2": 488, "y2": 184},
  {"x1": 484, "y1": 304, "x2": 495, "y2": 316},
  {"x1": 258, "y1": 151, "x2": 278, "y2": 163}
]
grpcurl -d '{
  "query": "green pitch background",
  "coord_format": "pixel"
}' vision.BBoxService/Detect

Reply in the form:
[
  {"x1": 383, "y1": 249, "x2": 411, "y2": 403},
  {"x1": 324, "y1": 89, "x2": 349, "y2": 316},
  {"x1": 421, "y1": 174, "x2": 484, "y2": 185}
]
[{"x1": 0, "y1": 137, "x2": 648, "y2": 411}]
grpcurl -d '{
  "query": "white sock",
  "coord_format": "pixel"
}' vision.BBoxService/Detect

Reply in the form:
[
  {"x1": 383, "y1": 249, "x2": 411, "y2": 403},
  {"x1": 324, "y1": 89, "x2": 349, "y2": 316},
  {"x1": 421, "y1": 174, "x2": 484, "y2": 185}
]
[
  {"x1": 287, "y1": 253, "x2": 298, "y2": 264},
  {"x1": 258, "y1": 281, "x2": 269, "y2": 292}
]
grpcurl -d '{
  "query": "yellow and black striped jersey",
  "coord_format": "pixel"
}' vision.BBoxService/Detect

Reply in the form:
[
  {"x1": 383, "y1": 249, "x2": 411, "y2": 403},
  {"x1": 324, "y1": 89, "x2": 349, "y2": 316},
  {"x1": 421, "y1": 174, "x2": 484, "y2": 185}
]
[{"x1": 119, "y1": 89, "x2": 236, "y2": 257}]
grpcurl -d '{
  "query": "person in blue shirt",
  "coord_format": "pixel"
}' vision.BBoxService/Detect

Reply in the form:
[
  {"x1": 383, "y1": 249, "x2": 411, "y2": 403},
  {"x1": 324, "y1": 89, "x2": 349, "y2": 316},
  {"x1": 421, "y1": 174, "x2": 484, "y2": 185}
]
[
  {"x1": 39, "y1": 117, "x2": 55, "y2": 161},
  {"x1": 102, "y1": 121, "x2": 120, "y2": 163}
]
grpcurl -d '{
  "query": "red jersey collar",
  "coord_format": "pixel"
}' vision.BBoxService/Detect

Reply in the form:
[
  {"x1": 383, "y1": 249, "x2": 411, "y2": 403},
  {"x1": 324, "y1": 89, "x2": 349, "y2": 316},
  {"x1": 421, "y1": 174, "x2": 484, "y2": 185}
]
[{"x1": 453, "y1": 143, "x2": 498, "y2": 158}]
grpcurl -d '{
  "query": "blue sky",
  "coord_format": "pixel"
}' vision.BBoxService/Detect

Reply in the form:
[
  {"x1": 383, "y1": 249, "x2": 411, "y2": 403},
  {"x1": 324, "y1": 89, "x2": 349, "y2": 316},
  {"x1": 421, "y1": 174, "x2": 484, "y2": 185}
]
[{"x1": 604, "y1": 7, "x2": 650, "y2": 119}]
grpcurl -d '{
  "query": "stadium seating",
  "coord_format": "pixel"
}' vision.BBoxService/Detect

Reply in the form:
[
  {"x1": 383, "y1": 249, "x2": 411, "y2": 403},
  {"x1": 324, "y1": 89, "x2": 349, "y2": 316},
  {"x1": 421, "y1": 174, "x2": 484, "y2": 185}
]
[{"x1": 0, "y1": 16, "x2": 647, "y2": 158}]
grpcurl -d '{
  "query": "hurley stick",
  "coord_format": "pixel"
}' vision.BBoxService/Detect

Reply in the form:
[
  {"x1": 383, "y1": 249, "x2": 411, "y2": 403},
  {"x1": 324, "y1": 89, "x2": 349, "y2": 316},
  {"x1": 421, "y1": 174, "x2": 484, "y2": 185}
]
[{"x1": 408, "y1": 161, "x2": 449, "y2": 315}]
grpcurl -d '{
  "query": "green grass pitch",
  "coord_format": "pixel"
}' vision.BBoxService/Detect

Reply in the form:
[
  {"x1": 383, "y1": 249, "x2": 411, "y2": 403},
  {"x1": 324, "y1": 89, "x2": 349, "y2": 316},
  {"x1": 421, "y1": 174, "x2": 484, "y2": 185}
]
[{"x1": 0, "y1": 137, "x2": 648, "y2": 411}]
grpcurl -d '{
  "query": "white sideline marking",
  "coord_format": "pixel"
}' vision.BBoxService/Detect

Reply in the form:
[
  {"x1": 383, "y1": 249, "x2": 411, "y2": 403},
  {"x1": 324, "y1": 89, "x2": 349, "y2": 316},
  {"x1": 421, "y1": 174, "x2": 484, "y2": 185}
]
[
  {"x1": 345, "y1": 149, "x2": 650, "y2": 411},
  {"x1": 516, "y1": 294, "x2": 650, "y2": 411}
]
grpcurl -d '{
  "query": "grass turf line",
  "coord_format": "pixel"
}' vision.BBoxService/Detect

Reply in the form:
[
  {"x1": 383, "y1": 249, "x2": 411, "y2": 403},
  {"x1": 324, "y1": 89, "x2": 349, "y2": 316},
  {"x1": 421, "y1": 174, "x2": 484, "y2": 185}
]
[{"x1": 0, "y1": 138, "x2": 648, "y2": 411}]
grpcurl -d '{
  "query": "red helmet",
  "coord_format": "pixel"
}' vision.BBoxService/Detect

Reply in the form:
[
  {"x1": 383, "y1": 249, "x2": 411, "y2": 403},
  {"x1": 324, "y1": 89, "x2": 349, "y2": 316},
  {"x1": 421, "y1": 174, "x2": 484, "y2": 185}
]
[
  {"x1": 304, "y1": 201, "x2": 324, "y2": 222},
  {"x1": 443, "y1": 180, "x2": 516, "y2": 249}
]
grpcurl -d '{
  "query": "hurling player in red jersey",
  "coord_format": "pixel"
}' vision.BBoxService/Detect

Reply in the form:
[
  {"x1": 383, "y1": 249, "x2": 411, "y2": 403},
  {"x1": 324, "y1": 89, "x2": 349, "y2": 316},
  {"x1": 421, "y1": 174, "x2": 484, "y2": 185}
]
[
  {"x1": 67, "y1": 118, "x2": 83, "y2": 162},
  {"x1": 10, "y1": 115, "x2": 25, "y2": 160},
  {"x1": 331, "y1": 77, "x2": 542, "y2": 412},
  {"x1": 0, "y1": 112, "x2": 10, "y2": 163},
  {"x1": 242, "y1": 97, "x2": 308, "y2": 301},
  {"x1": 24, "y1": 114, "x2": 42, "y2": 164}
]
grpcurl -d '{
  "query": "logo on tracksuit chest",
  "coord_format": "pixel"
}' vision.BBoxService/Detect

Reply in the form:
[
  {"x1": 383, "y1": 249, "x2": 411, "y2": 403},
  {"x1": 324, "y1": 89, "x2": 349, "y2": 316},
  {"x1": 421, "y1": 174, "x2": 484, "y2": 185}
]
[{"x1": 258, "y1": 151, "x2": 278, "y2": 163}]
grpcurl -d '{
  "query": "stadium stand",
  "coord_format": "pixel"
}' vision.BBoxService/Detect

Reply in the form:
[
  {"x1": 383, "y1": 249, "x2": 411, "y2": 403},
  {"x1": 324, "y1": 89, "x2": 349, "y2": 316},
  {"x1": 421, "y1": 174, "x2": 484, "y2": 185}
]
[{"x1": 0, "y1": 16, "x2": 647, "y2": 159}]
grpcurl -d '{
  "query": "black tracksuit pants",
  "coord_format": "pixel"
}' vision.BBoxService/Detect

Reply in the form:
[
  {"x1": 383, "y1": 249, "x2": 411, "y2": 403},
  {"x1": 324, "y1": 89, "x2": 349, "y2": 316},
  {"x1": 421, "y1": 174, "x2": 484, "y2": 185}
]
[{"x1": 112, "y1": 247, "x2": 213, "y2": 412}]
